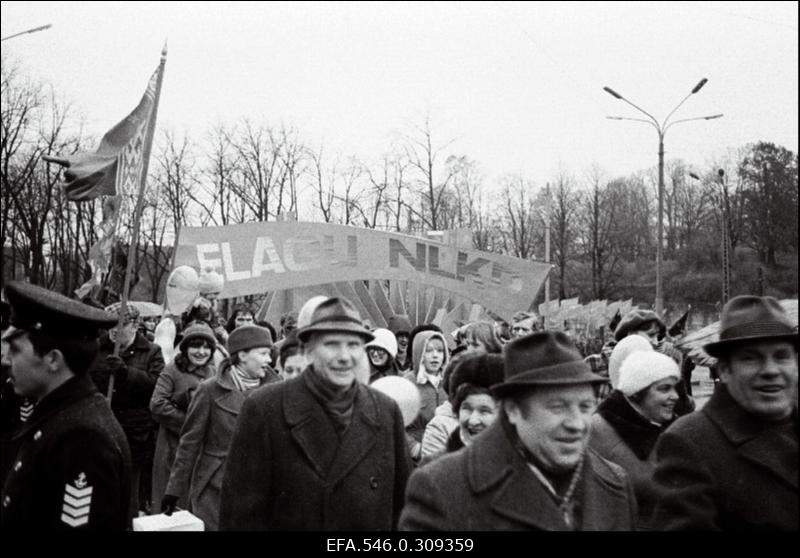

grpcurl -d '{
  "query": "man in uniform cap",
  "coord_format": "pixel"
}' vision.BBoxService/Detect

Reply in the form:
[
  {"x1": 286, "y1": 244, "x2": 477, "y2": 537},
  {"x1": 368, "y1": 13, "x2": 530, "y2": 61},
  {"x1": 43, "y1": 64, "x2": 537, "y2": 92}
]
[
  {"x1": 400, "y1": 330, "x2": 637, "y2": 530},
  {"x1": 651, "y1": 295, "x2": 797, "y2": 530},
  {"x1": 1, "y1": 282, "x2": 131, "y2": 531},
  {"x1": 220, "y1": 297, "x2": 411, "y2": 530}
]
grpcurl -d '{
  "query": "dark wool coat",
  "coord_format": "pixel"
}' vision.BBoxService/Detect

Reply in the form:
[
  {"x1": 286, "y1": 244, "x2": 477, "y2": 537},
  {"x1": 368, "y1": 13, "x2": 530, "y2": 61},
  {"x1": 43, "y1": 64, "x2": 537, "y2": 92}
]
[
  {"x1": 219, "y1": 372, "x2": 412, "y2": 530},
  {"x1": 399, "y1": 418, "x2": 637, "y2": 531},
  {"x1": 91, "y1": 332, "x2": 165, "y2": 464},
  {"x1": 651, "y1": 384, "x2": 798, "y2": 531},
  {"x1": 590, "y1": 390, "x2": 670, "y2": 529},
  {"x1": 164, "y1": 361, "x2": 275, "y2": 531},
  {"x1": 1, "y1": 375, "x2": 131, "y2": 531},
  {"x1": 149, "y1": 357, "x2": 214, "y2": 508}
]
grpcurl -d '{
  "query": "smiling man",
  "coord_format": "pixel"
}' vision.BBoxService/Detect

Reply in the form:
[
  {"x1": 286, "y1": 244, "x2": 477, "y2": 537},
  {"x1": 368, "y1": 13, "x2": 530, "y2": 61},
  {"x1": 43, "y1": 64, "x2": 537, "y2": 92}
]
[
  {"x1": 651, "y1": 295, "x2": 798, "y2": 531},
  {"x1": 219, "y1": 297, "x2": 411, "y2": 530},
  {"x1": 400, "y1": 331, "x2": 637, "y2": 531}
]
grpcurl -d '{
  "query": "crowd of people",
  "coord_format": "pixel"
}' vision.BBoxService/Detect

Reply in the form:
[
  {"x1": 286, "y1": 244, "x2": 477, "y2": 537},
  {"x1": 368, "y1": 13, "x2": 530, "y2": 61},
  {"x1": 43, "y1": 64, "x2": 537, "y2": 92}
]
[{"x1": 0, "y1": 277, "x2": 796, "y2": 532}]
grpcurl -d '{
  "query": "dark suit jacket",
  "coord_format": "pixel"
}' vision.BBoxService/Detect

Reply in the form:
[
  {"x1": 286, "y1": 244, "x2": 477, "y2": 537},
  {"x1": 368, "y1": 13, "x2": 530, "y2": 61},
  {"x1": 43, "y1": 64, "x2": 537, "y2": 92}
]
[
  {"x1": 399, "y1": 418, "x2": 637, "y2": 530},
  {"x1": 651, "y1": 384, "x2": 798, "y2": 530},
  {"x1": 219, "y1": 371, "x2": 412, "y2": 530}
]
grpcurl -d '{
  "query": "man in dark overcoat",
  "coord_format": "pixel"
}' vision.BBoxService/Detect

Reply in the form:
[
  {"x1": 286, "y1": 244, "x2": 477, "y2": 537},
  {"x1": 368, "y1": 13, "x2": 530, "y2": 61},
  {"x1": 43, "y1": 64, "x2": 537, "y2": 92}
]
[
  {"x1": 651, "y1": 295, "x2": 797, "y2": 530},
  {"x1": 219, "y1": 297, "x2": 411, "y2": 530},
  {"x1": 399, "y1": 331, "x2": 638, "y2": 531},
  {"x1": 90, "y1": 301, "x2": 164, "y2": 516},
  {"x1": 1, "y1": 281, "x2": 131, "y2": 531}
]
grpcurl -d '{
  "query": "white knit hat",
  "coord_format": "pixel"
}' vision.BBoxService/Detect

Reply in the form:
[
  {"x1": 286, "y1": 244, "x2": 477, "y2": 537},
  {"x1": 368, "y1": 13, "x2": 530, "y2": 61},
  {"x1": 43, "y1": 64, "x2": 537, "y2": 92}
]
[
  {"x1": 608, "y1": 334, "x2": 653, "y2": 388},
  {"x1": 617, "y1": 350, "x2": 680, "y2": 396},
  {"x1": 366, "y1": 328, "x2": 398, "y2": 359},
  {"x1": 198, "y1": 267, "x2": 224, "y2": 294}
]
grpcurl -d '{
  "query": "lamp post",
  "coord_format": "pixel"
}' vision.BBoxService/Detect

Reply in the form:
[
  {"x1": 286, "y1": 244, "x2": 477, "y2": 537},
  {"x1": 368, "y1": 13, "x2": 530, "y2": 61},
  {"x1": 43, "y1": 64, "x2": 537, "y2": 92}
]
[
  {"x1": 604, "y1": 79, "x2": 722, "y2": 316},
  {"x1": 1, "y1": 23, "x2": 52, "y2": 42}
]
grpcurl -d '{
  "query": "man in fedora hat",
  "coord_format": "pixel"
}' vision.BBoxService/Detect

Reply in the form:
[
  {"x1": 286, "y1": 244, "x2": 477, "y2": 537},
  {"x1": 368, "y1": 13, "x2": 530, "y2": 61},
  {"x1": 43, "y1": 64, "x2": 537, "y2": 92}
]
[
  {"x1": 651, "y1": 295, "x2": 797, "y2": 530},
  {"x1": 219, "y1": 297, "x2": 411, "y2": 530},
  {"x1": 1, "y1": 282, "x2": 131, "y2": 531},
  {"x1": 399, "y1": 331, "x2": 637, "y2": 531}
]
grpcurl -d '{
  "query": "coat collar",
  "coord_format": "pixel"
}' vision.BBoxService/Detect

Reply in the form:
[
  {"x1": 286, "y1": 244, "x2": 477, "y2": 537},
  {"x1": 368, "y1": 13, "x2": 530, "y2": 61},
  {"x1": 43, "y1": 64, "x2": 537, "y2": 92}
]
[
  {"x1": 283, "y1": 371, "x2": 381, "y2": 484},
  {"x1": 465, "y1": 416, "x2": 631, "y2": 530},
  {"x1": 703, "y1": 384, "x2": 798, "y2": 488},
  {"x1": 13, "y1": 375, "x2": 98, "y2": 440}
]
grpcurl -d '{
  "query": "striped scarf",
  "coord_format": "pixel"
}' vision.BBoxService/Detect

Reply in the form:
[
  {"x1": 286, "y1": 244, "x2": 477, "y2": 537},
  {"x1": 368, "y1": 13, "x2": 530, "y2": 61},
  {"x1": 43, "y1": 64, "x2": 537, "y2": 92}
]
[{"x1": 229, "y1": 364, "x2": 263, "y2": 392}]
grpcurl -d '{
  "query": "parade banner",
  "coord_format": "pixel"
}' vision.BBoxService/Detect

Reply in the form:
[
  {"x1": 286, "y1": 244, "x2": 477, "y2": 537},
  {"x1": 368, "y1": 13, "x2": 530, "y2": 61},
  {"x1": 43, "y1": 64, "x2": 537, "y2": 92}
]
[{"x1": 173, "y1": 221, "x2": 552, "y2": 320}]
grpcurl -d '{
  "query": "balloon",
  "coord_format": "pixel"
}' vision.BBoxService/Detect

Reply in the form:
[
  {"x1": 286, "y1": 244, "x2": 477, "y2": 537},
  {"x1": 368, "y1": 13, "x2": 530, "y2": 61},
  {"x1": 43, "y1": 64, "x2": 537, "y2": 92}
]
[
  {"x1": 154, "y1": 316, "x2": 177, "y2": 366},
  {"x1": 297, "y1": 295, "x2": 329, "y2": 329},
  {"x1": 166, "y1": 266, "x2": 199, "y2": 316},
  {"x1": 370, "y1": 376, "x2": 421, "y2": 427}
]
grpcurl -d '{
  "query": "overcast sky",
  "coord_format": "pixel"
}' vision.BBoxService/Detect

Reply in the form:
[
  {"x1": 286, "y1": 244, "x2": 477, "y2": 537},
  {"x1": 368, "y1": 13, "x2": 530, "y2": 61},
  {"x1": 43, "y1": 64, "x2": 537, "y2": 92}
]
[{"x1": 2, "y1": 1, "x2": 798, "y2": 189}]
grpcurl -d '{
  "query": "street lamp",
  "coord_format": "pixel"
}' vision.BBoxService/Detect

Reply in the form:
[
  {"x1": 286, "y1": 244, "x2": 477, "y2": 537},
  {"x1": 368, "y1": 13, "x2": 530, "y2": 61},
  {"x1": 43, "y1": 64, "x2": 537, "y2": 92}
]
[
  {"x1": 604, "y1": 79, "x2": 722, "y2": 316},
  {"x1": 1, "y1": 24, "x2": 52, "y2": 42}
]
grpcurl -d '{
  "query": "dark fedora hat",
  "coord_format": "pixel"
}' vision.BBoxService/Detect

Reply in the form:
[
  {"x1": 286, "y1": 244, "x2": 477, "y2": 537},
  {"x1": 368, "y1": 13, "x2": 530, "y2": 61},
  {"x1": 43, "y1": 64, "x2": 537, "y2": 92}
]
[
  {"x1": 492, "y1": 331, "x2": 606, "y2": 398},
  {"x1": 704, "y1": 295, "x2": 798, "y2": 358},
  {"x1": 297, "y1": 297, "x2": 374, "y2": 343}
]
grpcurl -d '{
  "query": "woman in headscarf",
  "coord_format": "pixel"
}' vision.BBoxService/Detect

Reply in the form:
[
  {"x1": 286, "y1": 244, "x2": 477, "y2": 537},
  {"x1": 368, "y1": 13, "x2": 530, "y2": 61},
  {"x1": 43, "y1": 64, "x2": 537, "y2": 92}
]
[
  {"x1": 589, "y1": 349, "x2": 681, "y2": 529},
  {"x1": 150, "y1": 322, "x2": 217, "y2": 510},
  {"x1": 161, "y1": 325, "x2": 279, "y2": 530}
]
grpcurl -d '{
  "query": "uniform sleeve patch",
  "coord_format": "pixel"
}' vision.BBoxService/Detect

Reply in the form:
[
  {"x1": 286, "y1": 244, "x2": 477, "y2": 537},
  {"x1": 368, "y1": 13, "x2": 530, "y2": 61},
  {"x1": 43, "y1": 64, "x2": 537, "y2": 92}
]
[{"x1": 61, "y1": 473, "x2": 92, "y2": 527}]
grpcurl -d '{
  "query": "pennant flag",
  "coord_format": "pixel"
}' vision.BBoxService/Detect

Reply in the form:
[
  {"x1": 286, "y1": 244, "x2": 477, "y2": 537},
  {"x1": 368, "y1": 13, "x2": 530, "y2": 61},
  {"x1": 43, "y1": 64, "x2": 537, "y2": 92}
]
[
  {"x1": 74, "y1": 196, "x2": 121, "y2": 299},
  {"x1": 44, "y1": 64, "x2": 160, "y2": 201},
  {"x1": 668, "y1": 307, "x2": 691, "y2": 338},
  {"x1": 608, "y1": 309, "x2": 622, "y2": 332}
]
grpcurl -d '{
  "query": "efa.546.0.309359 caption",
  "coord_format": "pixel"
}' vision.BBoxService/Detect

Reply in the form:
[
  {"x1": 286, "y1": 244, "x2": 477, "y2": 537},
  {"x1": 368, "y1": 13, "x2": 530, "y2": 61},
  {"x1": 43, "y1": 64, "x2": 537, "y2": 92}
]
[{"x1": 326, "y1": 538, "x2": 474, "y2": 552}]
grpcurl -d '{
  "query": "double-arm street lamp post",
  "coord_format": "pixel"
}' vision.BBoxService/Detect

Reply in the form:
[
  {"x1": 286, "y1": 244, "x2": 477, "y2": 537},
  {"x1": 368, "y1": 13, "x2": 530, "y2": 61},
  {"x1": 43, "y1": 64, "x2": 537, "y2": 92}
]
[{"x1": 603, "y1": 79, "x2": 722, "y2": 316}]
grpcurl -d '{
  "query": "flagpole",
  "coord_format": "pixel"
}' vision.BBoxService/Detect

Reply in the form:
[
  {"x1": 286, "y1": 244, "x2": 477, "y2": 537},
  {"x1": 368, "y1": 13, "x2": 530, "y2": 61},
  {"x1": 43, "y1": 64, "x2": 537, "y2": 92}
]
[{"x1": 108, "y1": 45, "x2": 168, "y2": 400}]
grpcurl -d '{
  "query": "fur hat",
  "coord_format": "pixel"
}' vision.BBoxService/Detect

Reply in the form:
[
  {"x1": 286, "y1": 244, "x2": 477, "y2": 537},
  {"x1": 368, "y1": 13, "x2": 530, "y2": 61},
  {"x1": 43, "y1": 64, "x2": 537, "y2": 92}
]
[
  {"x1": 617, "y1": 350, "x2": 680, "y2": 396},
  {"x1": 366, "y1": 328, "x2": 398, "y2": 359},
  {"x1": 227, "y1": 325, "x2": 273, "y2": 355},
  {"x1": 614, "y1": 309, "x2": 666, "y2": 341},
  {"x1": 179, "y1": 322, "x2": 217, "y2": 353},
  {"x1": 449, "y1": 352, "x2": 505, "y2": 412},
  {"x1": 197, "y1": 267, "x2": 224, "y2": 295},
  {"x1": 608, "y1": 335, "x2": 653, "y2": 389}
]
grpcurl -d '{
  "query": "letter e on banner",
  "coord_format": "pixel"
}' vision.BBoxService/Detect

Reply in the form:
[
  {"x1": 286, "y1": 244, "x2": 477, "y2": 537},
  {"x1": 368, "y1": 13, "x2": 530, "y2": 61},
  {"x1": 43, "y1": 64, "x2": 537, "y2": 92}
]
[{"x1": 197, "y1": 244, "x2": 222, "y2": 272}]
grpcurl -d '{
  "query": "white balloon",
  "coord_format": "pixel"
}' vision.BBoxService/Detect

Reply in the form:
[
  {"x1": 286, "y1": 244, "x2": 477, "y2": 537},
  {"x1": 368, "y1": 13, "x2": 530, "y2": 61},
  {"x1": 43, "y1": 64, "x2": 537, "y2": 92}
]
[
  {"x1": 154, "y1": 317, "x2": 177, "y2": 366},
  {"x1": 370, "y1": 376, "x2": 421, "y2": 427},
  {"x1": 166, "y1": 266, "x2": 200, "y2": 316}
]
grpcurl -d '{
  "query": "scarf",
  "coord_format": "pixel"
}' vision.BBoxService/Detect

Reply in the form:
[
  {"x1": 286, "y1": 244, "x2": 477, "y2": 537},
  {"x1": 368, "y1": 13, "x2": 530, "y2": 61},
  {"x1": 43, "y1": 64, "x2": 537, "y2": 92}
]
[
  {"x1": 501, "y1": 413, "x2": 586, "y2": 530},
  {"x1": 304, "y1": 366, "x2": 359, "y2": 439},
  {"x1": 229, "y1": 364, "x2": 263, "y2": 392},
  {"x1": 597, "y1": 389, "x2": 670, "y2": 460}
]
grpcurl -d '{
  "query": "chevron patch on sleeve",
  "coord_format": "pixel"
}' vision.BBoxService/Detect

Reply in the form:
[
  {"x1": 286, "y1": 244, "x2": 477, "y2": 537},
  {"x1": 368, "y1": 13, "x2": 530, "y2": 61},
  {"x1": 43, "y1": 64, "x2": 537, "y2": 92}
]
[{"x1": 61, "y1": 473, "x2": 93, "y2": 527}]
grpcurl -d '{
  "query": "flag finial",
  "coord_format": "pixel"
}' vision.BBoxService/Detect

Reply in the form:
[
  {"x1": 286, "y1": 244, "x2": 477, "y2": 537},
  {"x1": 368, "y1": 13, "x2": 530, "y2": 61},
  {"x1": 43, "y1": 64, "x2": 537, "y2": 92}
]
[{"x1": 161, "y1": 40, "x2": 168, "y2": 60}]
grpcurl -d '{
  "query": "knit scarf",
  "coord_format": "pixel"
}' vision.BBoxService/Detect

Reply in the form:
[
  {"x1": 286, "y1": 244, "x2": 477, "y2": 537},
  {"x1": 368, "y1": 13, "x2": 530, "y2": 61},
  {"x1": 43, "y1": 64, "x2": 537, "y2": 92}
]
[
  {"x1": 501, "y1": 414, "x2": 586, "y2": 530},
  {"x1": 303, "y1": 366, "x2": 359, "y2": 440},
  {"x1": 229, "y1": 364, "x2": 263, "y2": 392},
  {"x1": 597, "y1": 389, "x2": 670, "y2": 460}
]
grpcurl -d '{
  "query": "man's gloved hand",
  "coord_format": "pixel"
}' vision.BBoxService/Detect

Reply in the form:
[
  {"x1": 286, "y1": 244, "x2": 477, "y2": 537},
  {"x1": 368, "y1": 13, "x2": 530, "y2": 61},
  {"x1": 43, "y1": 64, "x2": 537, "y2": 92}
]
[
  {"x1": 161, "y1": 494, "x2": 179, "y2": 516},
  {"x1": 105, "y1": 355, "x2": 127, "y2": 384}
]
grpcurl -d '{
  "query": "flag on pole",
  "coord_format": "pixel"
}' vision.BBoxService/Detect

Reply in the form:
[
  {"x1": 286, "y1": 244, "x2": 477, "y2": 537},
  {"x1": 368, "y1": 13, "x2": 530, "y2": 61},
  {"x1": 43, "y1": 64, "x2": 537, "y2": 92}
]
[
  {"x1": 44, "y1": 65, "x2": 160, "y2": 201},
  {"x1": 668, "y1": 307, "x2": 691, "y2": 338}
]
